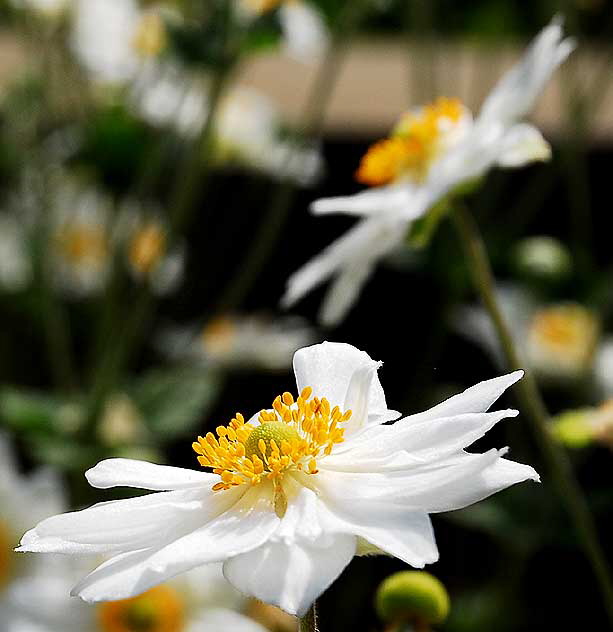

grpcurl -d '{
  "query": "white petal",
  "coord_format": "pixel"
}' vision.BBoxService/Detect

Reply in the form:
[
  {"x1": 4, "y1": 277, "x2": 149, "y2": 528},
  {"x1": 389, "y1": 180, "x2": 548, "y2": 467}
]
[
  {"x1": 280, "y1": 2, "x2": 328, "y2": 62},
  {"x1": 315, "y1": 484, "x2": 438, "y2": 567},
  {"x1": 391, "y1": 449, "x2": 539, "y2": 513},
  {"x1": 18, "y1": 487, "x2": 222, "y2": 554},
  {"x1": 187, "y1": 609, "x2": 268, "y2": 632},
  {"x1": 318, "y1": 259, "x2": 373, "y2": 327},
  {"x1": 478, "y1": 16, "x2": 575, "y2": 125},
  {"x1": 496, "y1": 123, "x2": 552, "y2": 167},
  {"x1": 406, "y1": 371, "x2": 524, "y2": 421},
  {"x1": 327, "y1": 409, "x2": 519, "y2": 467},
  {"x1": 86, "y1": 458, "x2": 218, "y2": 490},
  {"x1": 310, "y1": 185, "x2": 413, "y2": 218},
  {"x1": 223, "y1": 534, "x2": 356, "y2": 616},
  {"x1": 72, "y1": 485, "x2": 279, "y2": 602},
  {"x1": 293, "y1": 342, "x2": 397, "y2": 426}
]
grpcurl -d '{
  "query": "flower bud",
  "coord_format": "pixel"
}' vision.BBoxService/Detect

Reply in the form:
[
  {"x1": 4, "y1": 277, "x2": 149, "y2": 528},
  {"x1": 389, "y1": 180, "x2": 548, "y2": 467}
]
[
  {"x1": 551, "y1": 409, "x2": 594, "y2": 448},
  {"x1": 375, "y1": 571, "x2": 450, "y2": 626},
  {"x1": 512, "y1": 236, "x2": 572, "y2": 285}
]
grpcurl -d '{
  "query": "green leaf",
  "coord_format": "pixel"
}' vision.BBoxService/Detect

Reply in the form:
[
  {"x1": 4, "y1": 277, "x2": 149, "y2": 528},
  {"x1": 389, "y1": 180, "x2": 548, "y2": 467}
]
[
  {"x1": 26, "y1": 436, "x2": 102, "y2": 471},
  {"x1": 130, "y1": 368, "x2": 223, "y2": 439}
]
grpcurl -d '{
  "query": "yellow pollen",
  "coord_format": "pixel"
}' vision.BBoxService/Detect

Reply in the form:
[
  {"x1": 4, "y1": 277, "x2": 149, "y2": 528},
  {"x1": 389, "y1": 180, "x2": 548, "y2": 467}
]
[
  {"x1": 193, "y1": 387, "x2": 351, "y2": 492},
  {"x1": 97, "y1": 585, "x2": 183, "y2": 632},
  {"x1": 56, "y1": 225, "x2": 109, "y2": 265},
  {"x1": 356, "y1": 97, "x2": 464, "y2": 187},
  {"x1": 128, "y1": 222, "x2": 167, "y2": 277},
  {"x1": 0, "y1": 521, "x2": 12, "y2": 590},
  {"x1": 132, "y1": 12, "x2": 167, "y2": 58}
]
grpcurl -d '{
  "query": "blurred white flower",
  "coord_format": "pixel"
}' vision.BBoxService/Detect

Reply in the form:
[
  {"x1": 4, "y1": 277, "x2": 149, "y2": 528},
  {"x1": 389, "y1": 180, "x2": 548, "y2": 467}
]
[
  {"x1": 551, "y1": 399, "x2": 613, "y2": 450},
  {"x1": 595, "y1": 338, "x2": 613, "y2": 398},
  {"x1": 283, "y1": 18, "x2": 574, "y2": 325},
  {"x1": 456, "y1": 286, "x2": 600, "y2": 382},
  {"x1": 133, "y1": 76, "x2": 322, "y2": 184},
  {"x1": 7, "y1": 558, "x2": 267, "y2": 632},
  {"x1": 48, "y1": 180, "x2": 114, "y2": 297},
  {"x1": 71, "y1": 0, "x2": 167, "y2": 84},
  {"x1": 19, "y1": 342, "x2": 537, "y2": 616},
  {"x1": 161, "y1": 313, "x2": 316, "y2": 371},
  {"x1": 118, "y1": 203, "x2": 185, "y2": 295},
  {"x1": 0, "y1": 434, "x2": 66, "y2": 620},
  {"x1": 0, "y1": 214, "x2": 31, "y2": 292}
]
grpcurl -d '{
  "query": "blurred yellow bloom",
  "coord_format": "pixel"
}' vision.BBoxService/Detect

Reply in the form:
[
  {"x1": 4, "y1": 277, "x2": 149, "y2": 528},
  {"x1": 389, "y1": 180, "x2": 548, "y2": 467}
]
[
  {"x1": 97, "y1": 585, "x2": 184, "y2": 632},
  {"x1": 200, "y1": 316, "x2": 238, "y2": 358},
  {"x1": 128, "y1": 221, "x2": 168, "y2": 279},
  {"x1": 55, "y1": 225, "x2": 110, "y2": 267},
  {"x1": 527, "y1": 304, "x2": 599, "y2": 378},
  {"x1": 0, "y1": 521, "x2": 12, "y2": 589}
]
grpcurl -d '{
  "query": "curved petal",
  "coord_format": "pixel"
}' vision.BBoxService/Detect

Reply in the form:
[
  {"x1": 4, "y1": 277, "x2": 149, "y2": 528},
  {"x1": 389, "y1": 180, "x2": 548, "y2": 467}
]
[
  {"x1": 223, "y1": 534, "x2": 356, "y2": 616},
  {"x1": 85, "y1": 458, "x2": 218, "y2": 491},
  {"x1": 478, "y1": 16, "x2": 575, "y2": 125},
  {"x1": 496, "y1": 123, "x2": 551, "y2": 167},
  {"x1": 72, "y1": 485, "x2": 280, "y2": 602},
  {"x1": 18, "y1": 486, "x2": 232, "y2": 555},
  {"x1": 292, "y1": 342, "x2": 396, "y2": 427}
]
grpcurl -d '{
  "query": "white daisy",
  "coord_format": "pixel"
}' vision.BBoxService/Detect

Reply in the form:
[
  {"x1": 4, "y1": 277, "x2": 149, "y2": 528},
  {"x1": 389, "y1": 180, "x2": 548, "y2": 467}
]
[
  {"x1": 18, "y1": 342, "x2": 537, "y2": 616},
  {"x1": 282, "y1": 18, "x2": 575, "y2": 325}
]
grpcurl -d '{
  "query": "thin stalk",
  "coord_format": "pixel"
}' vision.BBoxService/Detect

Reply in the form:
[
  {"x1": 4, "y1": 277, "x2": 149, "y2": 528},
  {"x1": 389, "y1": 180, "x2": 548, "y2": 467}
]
[
  {"x1": 452, "y1": 204, "x2": 613, "y2": 625},
  {"x1": 299, "y1": 602, "x2": 319, "y2": 632},
  {"x1": 214, "y1": 0, "x2": 370, "y2": 313}
]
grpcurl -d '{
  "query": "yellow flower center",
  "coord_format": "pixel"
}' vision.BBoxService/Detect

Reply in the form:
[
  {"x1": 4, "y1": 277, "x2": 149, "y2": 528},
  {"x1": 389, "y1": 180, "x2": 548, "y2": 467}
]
[
  {"x1": 132, "y1": 12, "x2": 167, "y2": 58},
  {"x1": 0, "y1": 520, "x2": 13, "y2": 590},
  {"x1": 356, "y1": 97, "x2": 464, "y2": 186},
  {"x1": 97, "y1": 585, "x2": 184, "y2": 632},
  {"x1": 193, "y1": 387, "x2": 351, "y2": 492},
  {"x1": 528, "y1": 304, "x2": 599, "y2": 367},
  {"x1": 128, "y1": 222, "x2": 167, "y2": 277},
  {"x1": 56, "y1": 226, "x2": 109, "y2": 265},
  {"x1": 241, "y1": 0, "x2": 285, "y2": 14}
]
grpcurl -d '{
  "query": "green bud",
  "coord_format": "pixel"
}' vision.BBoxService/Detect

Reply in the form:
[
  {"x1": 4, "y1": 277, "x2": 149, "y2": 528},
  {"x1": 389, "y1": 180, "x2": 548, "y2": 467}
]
[
  {"x1": 513, "y1": 236, "x2": 572, "y2": 284},
  {"x1": 375, "y1": 571, "x2": 450, "y2": 626},
  {"x1": 551, "y1": 409, "x2": 594, "y2": 448}
]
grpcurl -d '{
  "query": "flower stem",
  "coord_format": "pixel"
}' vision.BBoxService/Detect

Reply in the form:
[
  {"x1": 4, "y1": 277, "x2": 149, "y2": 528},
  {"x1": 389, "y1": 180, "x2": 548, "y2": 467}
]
[
  {"x1": 452, "y1": 204, "x2": 613, "y2": 625},
  {"x1": 214, "y1": 0, "x2": 371, "y2": 314},
  {"x1": 299, "y1": 602, "x2": 319, "y2": 632}
]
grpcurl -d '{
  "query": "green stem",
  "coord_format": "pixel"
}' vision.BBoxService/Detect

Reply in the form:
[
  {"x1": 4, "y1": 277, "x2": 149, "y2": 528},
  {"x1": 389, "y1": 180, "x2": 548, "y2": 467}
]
[
  {"x1": 299, "y1": 602, "x2": 319, "y2": 632},
  {"x1": 214, "y1": 0, "x2": 369, "y2": 313},
  {"x1": 452, "y1": 204, "x2": 613, "y2": 625}
]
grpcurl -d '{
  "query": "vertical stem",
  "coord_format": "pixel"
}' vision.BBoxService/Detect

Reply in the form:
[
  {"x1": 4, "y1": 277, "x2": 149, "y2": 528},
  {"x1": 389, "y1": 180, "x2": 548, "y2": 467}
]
[
  {"x1": 452, "y1": 205, "x2": 613, "y2": 625},
  {"x1": 299, "y1": 601, "x2": 319, "y2": 632},
  {"x1": 214, "y1": 0, "x2": 370, "y2": 313}
]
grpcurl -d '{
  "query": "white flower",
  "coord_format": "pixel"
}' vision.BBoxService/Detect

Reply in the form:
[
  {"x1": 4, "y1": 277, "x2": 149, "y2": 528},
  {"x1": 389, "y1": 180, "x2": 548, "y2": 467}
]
[
  {"x1": 9, "y1": 0, "x2": 69, "y2": 18},
  {"x1": 6, "y1": 558, "x2": 267, "y2": 632},
  {"x1": 71, "y1": 0, "x2": 167, "y2": 84},
  {"x1": 0, "y1": 434, "x2": 66, "y2": 620},
  {"x1": 18, "y1": 342, "x2": 537, "y2": 616},
  {"x1": 456, "y1": 285, "x2": 600, "y2": 382},
  {"x1": 47, "y1": 179, "x2": 114, "y2": 298},
  {"x1": 595, "y1": 338, "x2": 613, "y2": 398},
  {"x1": 282, "y1": 18, "x2": 575, "y2": 325},
  {"x1": 160, "y1": 313, "x2": 316, "y2": 371},
  {"x1": 278, "y1": 1, "x2": 328, "y2": 61}
]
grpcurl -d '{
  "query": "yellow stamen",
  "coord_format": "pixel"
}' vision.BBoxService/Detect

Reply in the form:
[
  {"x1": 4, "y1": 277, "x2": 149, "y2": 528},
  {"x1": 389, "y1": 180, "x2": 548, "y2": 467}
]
[
  {"x1": 193, "y1": 388, "x2": 352, "y2": 492},
  {"x1": 97, "y1": 585, "x2": 183, "y2": 632},
  {"x1": 128, "y1": 221, "x2": 167, "y2": 277},
  {"x1": 356, "y1": 97, "x2": 464, "y2": 186}
]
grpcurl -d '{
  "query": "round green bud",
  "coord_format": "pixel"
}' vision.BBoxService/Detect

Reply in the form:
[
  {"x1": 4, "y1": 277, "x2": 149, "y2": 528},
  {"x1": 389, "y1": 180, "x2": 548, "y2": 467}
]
[
  {"x1": 244, "y1": 422, "x2": 301, "y2": 461},
  {"x1": 551, "y1": 409, "x2": 594, "y2": 449},
  {"x1": 375, "y1": 571, "x2": 450, "y2": 625},
  {"x1": 513, "y1": 236, "x2": 572, "y2": 284}
]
